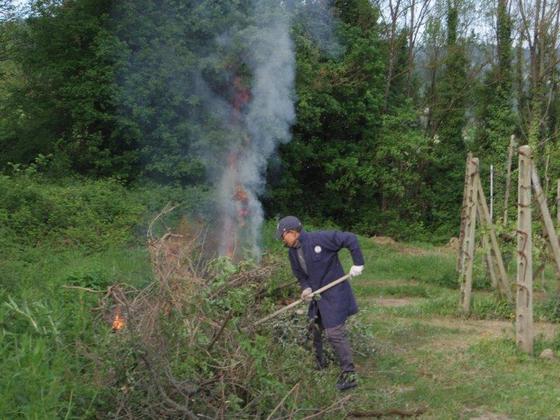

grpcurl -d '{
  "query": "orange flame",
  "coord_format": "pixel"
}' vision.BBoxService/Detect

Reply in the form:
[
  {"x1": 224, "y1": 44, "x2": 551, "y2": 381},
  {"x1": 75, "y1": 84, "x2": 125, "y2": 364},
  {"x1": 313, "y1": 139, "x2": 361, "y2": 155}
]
[
  {"x1": 112, "y1": 307, "x2": 126, "y2": 331},
  {"x1": 222, "y1": 73, "x2": 252, "y2": 259}
]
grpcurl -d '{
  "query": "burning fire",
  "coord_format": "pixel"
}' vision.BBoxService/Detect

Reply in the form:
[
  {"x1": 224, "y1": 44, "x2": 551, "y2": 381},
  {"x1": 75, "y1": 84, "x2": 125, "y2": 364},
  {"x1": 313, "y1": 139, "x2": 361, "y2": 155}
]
[
  {"x1": 221, "y1": 74, "x2": 252, "y2": 259},
  {"x1": 112, "y1": 306, "x2": 126, "y2": 331}
]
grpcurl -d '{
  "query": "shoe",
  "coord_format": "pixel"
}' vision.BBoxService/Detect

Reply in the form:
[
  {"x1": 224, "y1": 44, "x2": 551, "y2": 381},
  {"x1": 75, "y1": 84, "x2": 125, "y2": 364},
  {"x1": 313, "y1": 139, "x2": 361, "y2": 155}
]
[{"x1": 335, "y1": 371, "x2": 357, "y2": 391}]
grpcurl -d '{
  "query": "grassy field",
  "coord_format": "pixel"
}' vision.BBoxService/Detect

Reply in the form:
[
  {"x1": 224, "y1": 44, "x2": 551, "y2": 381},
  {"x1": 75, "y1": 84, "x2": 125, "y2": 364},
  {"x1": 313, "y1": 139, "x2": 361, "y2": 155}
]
[
  {"x1": 336, "y1": 236, "x2": 560, "y2": 419},
  {"x1": 3, "y1": 194, "x2": 560, "y2": 418}
]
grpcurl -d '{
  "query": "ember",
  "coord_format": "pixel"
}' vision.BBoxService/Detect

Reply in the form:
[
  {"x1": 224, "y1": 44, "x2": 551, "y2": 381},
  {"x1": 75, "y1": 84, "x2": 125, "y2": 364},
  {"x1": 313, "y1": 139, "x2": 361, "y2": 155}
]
[{"x1": 112, "y1": 306, "x2": 126, "y2": 331}]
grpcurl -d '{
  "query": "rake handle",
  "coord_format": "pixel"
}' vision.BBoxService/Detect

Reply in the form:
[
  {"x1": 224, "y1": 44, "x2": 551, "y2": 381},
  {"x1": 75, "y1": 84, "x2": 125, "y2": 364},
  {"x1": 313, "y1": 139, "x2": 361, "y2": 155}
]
[{"x1": 254, "y1": 273, "x2": 352, "y2": 326}]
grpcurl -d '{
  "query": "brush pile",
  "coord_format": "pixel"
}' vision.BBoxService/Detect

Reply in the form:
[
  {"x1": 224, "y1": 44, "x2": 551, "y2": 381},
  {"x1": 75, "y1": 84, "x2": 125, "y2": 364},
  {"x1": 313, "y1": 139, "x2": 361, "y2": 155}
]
[{"x1": 93, "y1": 207, "x2": 348, "y2": 418}]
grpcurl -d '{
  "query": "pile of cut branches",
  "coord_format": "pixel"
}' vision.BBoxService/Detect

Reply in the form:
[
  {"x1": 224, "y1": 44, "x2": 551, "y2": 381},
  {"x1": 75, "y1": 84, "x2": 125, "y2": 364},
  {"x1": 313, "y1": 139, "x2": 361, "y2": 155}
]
[{"x1": 93, "y1": 207, "x2": 354, "y2": 418}]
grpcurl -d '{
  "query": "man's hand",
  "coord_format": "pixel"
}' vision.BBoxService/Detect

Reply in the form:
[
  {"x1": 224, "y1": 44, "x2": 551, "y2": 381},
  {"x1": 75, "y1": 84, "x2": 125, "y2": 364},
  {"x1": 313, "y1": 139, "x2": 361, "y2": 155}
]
[
  {"x1": 301, "y1": 287, "x2": 313, "y2": 302},
  {"x1": 349, "y1": 265, "x2": 364, "y2": 277}
]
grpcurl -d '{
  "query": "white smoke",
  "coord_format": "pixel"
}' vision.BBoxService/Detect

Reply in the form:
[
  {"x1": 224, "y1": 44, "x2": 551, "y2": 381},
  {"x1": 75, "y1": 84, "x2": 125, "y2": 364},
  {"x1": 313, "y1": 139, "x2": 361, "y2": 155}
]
[
  {"x1": 214, "y1": 1, "x2": 296, "y2": 259},
  {"x1": 114, "y1": 0, "x2": 339, "y2": 260}
]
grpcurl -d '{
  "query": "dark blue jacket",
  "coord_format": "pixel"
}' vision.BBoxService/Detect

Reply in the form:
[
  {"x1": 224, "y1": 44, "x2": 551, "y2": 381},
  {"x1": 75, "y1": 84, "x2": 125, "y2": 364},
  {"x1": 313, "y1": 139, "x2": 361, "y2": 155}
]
[{"x1": 288, "y1": 230, "x2": 365, "y2": 328}]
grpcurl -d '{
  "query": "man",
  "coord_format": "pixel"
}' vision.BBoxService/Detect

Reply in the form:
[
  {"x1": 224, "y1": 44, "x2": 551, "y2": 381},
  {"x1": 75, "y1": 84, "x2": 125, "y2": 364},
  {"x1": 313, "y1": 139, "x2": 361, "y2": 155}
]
[{"x1": 276, "y1": 216, "x2": 365, "y2": 391}]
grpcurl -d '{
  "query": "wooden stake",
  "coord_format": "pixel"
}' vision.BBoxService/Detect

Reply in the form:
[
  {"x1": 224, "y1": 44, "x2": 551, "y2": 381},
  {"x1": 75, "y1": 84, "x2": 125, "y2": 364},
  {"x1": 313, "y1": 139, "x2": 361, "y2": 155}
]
[
  {"x1": 457, "y1": 153, "x2": 473, "y2": 273},
  {"x1": 459, "y1": 157, "x2": 478, "y2": 313},
  {"x1": 557, "y1": 179, "x2": 560, "y2": 227},
  {"x1": 516, "y1": 145, "x2": 533, "y2": 354},
  {"x1": 479, "y1": 217, "x2": 498, "y2": 290},
  {"x1": 531, "y1": 165, "x2": 560, "y2": 279},
  {"x1": 490, "y1": 164, "x2": 494, "y2": 221},
  {"x1": 475, "y1": 173, "x2": 512, "y2": 301},
  {"x1": 503, "y1": 135, "x2": 516, "y2": 225}
]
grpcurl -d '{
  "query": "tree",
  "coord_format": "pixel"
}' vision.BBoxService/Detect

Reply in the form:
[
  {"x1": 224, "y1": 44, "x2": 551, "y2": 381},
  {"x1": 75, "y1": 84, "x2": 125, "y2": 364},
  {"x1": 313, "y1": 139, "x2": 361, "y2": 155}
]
[
  {"x1": 265, "y1": 0, "x2": 386, "y2": 231},
  {"x1": 0, "y1": 0, "x2": 137, "y2": 177},
  {"x1": 426, "y1": 0, "x2": 469, "y2": 235},
  {"x1": 474, "y1": 0, "x2": 515, "y2": 164}
]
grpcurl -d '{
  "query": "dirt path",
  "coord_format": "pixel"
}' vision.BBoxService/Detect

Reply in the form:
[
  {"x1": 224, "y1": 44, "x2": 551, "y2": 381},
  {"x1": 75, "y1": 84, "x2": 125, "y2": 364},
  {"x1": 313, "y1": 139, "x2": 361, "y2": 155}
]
[{"x1": 374, "y1": 295, "x2": 558, "y2": 351}]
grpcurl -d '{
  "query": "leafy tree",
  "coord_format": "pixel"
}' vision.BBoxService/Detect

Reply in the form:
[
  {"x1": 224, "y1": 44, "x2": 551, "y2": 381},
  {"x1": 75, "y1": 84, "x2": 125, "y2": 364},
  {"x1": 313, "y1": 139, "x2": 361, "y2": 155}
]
[
  {"x1": 265, "y1": 0, "x2": 384, "y2": 226},
  {"x1": 0, "y1": 0, "x2": 136, "y2": 177},
  {"x1": 474, "y1": 0, "x2": 515, "y2": 169},
  {"x1": 425, "y1": 0, "x2": 468, "y2": 236}
]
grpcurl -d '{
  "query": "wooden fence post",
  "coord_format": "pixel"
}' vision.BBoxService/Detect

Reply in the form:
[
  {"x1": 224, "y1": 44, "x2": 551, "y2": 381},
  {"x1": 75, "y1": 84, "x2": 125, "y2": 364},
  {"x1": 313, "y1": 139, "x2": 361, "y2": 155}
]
[
  {"x1": 475, "y1": 173, "x2": 512, "y2": 301},
  {"x1": 503, "y1": 135, "x2": 516, "y2": 225},
  {"x1": 557, "y1": 179, "x2": 560, "y2": 227},
  {"x1": 531, "y1": 166, "x2": 560, "y2": 279},
  {"x1": 516, "y1": 145, "x2": 533, "y2": 354},
  {"x1": 459, "y1": 157, "x2": 479, "y2": 313},
  {"x1": 479, "y1": 222, "x2": 498, "y2": 290},
  {"x1": 457, "y1": 153, "x2": 473, "y2": 273}
]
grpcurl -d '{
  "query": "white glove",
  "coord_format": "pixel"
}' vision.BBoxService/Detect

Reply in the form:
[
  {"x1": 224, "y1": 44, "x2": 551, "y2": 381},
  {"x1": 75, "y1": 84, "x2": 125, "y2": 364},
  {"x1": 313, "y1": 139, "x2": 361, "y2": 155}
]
[
  {"x1": 301, "y1": 287, "x2": 313, "y2": 302},
  {"x1": 349, "y1": 265, "x2": 364, "y2": 277}
]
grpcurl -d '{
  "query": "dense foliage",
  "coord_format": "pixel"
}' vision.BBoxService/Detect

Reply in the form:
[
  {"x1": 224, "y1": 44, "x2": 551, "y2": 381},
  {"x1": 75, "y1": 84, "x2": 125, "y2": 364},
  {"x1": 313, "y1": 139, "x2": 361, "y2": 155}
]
[
  {"x1": 2, "y1": 1, "x2": 560, "y2": 238},
  {"x1": 0, "y1": 0, "x2": 522, "y2": 241}
]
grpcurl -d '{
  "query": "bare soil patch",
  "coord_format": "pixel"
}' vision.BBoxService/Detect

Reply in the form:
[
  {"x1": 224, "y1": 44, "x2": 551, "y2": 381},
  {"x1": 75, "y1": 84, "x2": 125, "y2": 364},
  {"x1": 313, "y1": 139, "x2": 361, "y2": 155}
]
[
  {"x1": 370, "y1": 236, "x2": 453, "y2": 256},
  {"x1": 374, "y1": 297, "x2": 421, "y2": 307},
  {"x1": 369, "y1": 279, "x2": 421, "y2": 287},
  {"x1": 371, "y1": 236, "x2": 398, "y2": 246},
  {"x1": 417, "y1": 317, "x2": 557, "y2": 352}
]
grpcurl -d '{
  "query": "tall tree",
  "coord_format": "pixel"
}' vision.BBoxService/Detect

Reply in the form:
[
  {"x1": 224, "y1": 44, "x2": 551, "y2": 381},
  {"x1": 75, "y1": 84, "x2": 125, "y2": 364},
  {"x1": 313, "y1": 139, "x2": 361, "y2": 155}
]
[
  {"x1": 0, "y1": 0, "x2": 136, "y2": 176},
  {"x1": 516, "y1": 0, "x2": 560, "y2": 162},
  {"x1": 474, "y1": 0, "x2": 515, "y2": 164},
  {"x1": 265, "y1": 0, "x2": 387, "y2": 231},
  {"x1": 427, "y1": 0, "x2": 469, "y2": 235}
]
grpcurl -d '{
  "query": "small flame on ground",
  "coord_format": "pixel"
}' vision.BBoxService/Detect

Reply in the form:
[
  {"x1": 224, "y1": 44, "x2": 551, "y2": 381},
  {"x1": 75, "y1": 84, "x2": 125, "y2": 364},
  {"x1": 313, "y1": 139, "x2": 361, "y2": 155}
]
[{"x1": 112, "y1": 307, "x2": 126, "y2": 331}]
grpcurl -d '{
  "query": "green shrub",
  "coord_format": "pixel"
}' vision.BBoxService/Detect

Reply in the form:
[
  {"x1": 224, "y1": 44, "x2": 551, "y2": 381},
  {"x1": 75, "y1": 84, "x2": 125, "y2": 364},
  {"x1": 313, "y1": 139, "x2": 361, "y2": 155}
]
[
  {"x1": 535, "y1": 293, "x2": 560, "y2": 322},
  {"x1": 0, "y1": 175, "x2": 145, "y2": 249},
  {"x1": 470, "y1": 295, "x2": 514, "y2": 320},
  {"x1": 0, "y1": 175, "x2": 211, "y2": 251}
]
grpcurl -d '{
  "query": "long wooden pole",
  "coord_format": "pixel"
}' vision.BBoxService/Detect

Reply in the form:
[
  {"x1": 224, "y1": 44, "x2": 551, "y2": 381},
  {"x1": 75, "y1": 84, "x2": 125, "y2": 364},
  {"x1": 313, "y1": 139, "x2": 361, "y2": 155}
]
[
  {"x1": 254, "y1": 273, "x2": 352, "y2": 326},
  {"x1": 457, "y1": 153, "x2": 473, "y2": 273},
  {"x1": 490, "y1": 164, "x2": 494, "y2": 222},
  {"x1": 459, "y1": 157, "x2": 478, "y2": 313},
  {"x1": 477, "y1": 202, "x2": 497, "y2": 291},
  {"x1": 475, "y1": 174, "x2": 513, "y2": 302},
  {"x1": 531, "y1": 165, "x2": 560, "y2": 279},
  {"x1": 479, "y1": 216, "x2": 498, "y2": 290},
  {"x1": 557, "y1": 179, "x2": 560, "y2": 227},
  {"x1": 516, "y1": 145, "x2": 533, "y2": 354},
  {"x1": 503, "y1": 135, "x2": 516, "y2": 225}
]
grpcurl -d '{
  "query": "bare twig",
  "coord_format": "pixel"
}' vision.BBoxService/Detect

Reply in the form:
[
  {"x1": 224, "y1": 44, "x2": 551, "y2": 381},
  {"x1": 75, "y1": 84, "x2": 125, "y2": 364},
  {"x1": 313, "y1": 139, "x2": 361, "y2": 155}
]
[
  {"x1": 347, "y1": 406, "x2": 428, "y2": 418},
  {"x1": 62, "y1": 285, "x2": 105, "y2": 293},
  {"x1": 207, "y1": 311, "x2": 234, "y2": 351},
  {"x1": 302, "y1": 395, "x2": 352, "y2": 420},
  {"x1": 266, "y1": 382, "x2": 300, "y2": 420}
]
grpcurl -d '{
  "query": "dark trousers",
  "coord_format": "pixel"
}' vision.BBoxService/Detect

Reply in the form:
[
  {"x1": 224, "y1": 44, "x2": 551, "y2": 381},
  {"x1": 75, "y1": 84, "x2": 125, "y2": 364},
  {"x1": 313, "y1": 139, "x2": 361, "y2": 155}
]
[{"x1": 312, "y1": 314, "x2": 354, "y2": 373}]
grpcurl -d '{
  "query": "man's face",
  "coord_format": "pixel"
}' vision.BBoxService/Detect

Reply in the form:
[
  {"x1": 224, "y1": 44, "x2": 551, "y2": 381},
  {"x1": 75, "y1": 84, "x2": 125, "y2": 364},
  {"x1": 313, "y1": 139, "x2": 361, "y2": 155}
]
[{"x1": 281, "y1": 230, "x2": 300, "y2": 248}]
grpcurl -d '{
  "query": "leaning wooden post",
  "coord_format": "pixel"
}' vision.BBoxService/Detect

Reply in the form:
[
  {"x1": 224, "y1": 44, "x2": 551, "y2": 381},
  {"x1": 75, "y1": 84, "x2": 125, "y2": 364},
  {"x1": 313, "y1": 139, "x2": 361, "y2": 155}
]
[
  {"x1": 475, "y1": 173, "x2": 513, "y2": 302},
  {"x1": 457, "y1": 153, "x2": 473, "y2": 273},
  {"x1": 459, "y1": 157, "x2": 478, "y2": 313},
  {"x1": 531, "y1": 166, "x2": 560, "y2": 279},
  {"x1": 503, "y1": 135, "x2": 516, "y2": 225},
  {"x1": 557, "y1": 179, "x2": 560, "y2": 227},
  {"x1": 478, "y1": 214, "x2": 498, "y2": 290},
  {"x1": 516, "y1": 145, "x2": 533, "y2": 354}
]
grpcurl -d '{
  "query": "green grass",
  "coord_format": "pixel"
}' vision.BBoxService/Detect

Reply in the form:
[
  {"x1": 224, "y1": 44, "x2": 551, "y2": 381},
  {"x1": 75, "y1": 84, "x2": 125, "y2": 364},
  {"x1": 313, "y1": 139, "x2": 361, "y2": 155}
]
[
  {"x1": 341, "y1": 235, "x2": 560, "y2": 419},
  {"x1": 3, "y1": 189, "x2": 560, "y2": 418},
  {"x1": 0, "y1": 244, "x2": 151, "y2": 418}
]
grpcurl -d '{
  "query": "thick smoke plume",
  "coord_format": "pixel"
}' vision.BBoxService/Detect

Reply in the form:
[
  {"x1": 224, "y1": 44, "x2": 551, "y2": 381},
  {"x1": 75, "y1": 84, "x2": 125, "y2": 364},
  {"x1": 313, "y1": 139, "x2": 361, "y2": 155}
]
[
  {"x1": 115, "y1": 0, "x2": 339, "y2": 261},
  {"x1": 213, "y1": 1, "x2": 296, "y2": 260}
]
